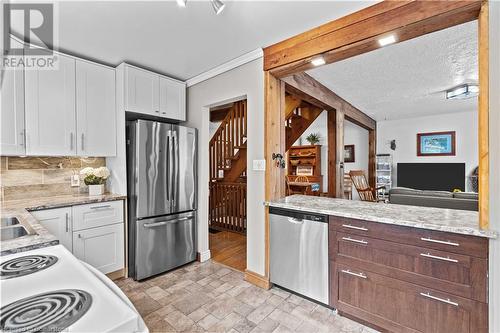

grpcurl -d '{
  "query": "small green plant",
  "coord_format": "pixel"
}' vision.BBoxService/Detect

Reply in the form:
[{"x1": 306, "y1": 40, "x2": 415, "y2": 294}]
[
  {"x1": 305, "y1": 133, "x2": 321, "y2": 145},
  {"x1": 80, "y1": 167, "x2": 110, "y2": 185}
]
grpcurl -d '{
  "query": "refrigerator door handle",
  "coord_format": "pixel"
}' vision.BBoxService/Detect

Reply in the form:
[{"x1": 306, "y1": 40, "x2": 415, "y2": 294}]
[{"x1": 172, "y1": 130, "x2": 179, "y2": 210}]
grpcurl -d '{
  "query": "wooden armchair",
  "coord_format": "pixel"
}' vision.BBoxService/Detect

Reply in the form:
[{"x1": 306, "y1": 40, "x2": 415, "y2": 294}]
[{"x1": 349, "y1": 170, "x2": 385, "y2": 202}]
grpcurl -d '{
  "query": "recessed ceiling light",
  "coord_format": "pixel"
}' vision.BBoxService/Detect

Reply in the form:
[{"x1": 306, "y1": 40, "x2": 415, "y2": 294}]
[
  {"x1": 176, "y1": 0, "x2": 187, "y2": 7},
  {"x1": 378, "y1": 35, "x2": 396, "y2": 47},
  {"x1": 446, "y1": 84, "x2": 479, "y2": 100},
  {"x1": 311, "y1": 56, "x2": 326, "y2": 67}
]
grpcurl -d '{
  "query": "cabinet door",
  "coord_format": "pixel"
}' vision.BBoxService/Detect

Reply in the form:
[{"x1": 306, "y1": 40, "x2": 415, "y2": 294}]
[
  {"x1": 1, "y1": 42, "x2": 25, "y2": 155},
  {"x1": 31, "y1": 208, "x2": 73, "y2": 251},
  {"x1": 76, "y1": 60, "x2": 116, "y2": 156},
  {"x1": 124, "y1": 66, "x2": 159, "y2": 115},
  {"x1": 73, "y1": 223, "x2": 124, "y2": 274},
  {"x1": 25, "y1": 51, "x2": 76, "y2": 156},
  {"x1": 159, "y1": 76, "x2": 186, "y2": 121},
  {"x1": 333, "y1": 263, "x2": 488, "y2": 333}
]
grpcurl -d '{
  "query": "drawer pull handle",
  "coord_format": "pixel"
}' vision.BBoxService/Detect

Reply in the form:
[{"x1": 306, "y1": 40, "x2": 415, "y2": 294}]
[
  {"x1": 342, "y1": 224, "x2": 368, "y2": 231},
  {"x1": 420, "y1": 237, "x2": 459, "y2": 247},
  {"x1": 90, "y1": 205, "x2": 111, "y2": 210},
  {"x1": 419, "y1": 292, "x2": 458, "y2": 307},
  {"x1": 342, "y1": 237, "x2": 368, "y2": 245},
  {"x1": 420, "y1": 253, "x2": 458, "y2": 263},
  {"x1": 341, "y1": 269, "x2": 367, "y2": 279},
  {"x1": 65, "y1": 213, "x2": 70, "y2": 233}
]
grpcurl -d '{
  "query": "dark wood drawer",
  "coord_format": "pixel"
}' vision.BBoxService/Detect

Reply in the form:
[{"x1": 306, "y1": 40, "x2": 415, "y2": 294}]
[
  {"x1": 329, "y1": 216, "x2": 488, "y2": 258},
  {"x1": 331, "y1": 231, "x2": 488, "y2": 303},
  {"x1": 331, "y1": 262, "x2": 488, "y2": 333}
]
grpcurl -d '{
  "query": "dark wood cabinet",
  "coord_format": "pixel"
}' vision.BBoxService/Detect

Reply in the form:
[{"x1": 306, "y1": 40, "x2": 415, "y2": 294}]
[{"x1": 329, "y1": 216, "x2": 489, "y2": 333}]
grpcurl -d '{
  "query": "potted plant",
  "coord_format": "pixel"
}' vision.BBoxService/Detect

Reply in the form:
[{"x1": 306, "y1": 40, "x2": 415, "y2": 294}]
[
  {"x1": 305, "y1": 133, "x2": 321, "y2": 145},
  {"x1": 80, "y1": 167, "x2": 110, "y2": 196}
]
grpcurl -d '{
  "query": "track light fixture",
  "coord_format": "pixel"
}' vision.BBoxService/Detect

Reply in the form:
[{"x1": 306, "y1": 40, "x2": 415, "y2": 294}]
[
  {"x1": 210, "y1": 0, "x2": 225, "y2": 14},
  {"x1": 176, "y1": 0, "x2": 225, "y2": 15}
]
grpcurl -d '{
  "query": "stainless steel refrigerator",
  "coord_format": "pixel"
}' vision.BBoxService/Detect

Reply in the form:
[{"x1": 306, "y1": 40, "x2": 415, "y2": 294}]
[{"x1": 126, "y1": 119, "x2": 197, "y2": 280}]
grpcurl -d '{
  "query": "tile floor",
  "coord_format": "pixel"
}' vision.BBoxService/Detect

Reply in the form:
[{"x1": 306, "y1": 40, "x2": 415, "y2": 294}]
[{"x1": 116, "y1": 260, "x2": 377, "y2": 333}]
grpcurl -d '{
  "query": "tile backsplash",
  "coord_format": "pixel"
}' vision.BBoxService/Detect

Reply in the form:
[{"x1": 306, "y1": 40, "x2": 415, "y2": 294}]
[{"x1": 0, "y1": 156, "x2": 106, "y2": 201}]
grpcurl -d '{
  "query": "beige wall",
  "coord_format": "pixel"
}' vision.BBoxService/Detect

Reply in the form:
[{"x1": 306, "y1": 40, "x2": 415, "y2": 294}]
[
  {"x1": 185, "y1": 58, "x2": 265, "y2": 275},
  {"x1": 0, "y1": 156, "x2": 106, "y2": 200}
]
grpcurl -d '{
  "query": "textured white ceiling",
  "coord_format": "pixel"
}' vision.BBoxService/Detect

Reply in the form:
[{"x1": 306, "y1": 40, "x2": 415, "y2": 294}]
[
  {"x1": 307, "y1": 21, "x2": 478, "y2": 121},
  {"x1": 9, "y1": 1, "x2": 375, "y2": 81}
]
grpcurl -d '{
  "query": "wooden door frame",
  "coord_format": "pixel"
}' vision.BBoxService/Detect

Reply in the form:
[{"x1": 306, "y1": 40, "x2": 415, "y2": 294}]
[{"x1": 262, "y1": 0, "x2": 489, "y2": 286}]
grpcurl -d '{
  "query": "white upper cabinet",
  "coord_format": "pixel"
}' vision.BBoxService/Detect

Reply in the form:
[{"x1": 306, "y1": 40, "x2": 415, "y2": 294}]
[
  {"x1": 124, "y1": 66, "x2": 159, "y2": 116},
  {"x1": 1, "y1": 40, "x2": 25, "y2": 156},
  {"x1": 25, "y1": 50, "x2": 76, "y2": 156},
  {"x1": 159, "y1": 76, "x2": 186, "y2": 121},
  {"x1": 122, "y1": 64, "x2": 186, "y2": 121},
  {"x1": 76, "y1": 60, "x2": 116, "y2": 156}
]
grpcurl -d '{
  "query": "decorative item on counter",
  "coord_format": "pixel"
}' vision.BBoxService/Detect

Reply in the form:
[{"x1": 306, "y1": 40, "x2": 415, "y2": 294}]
[
  {"x1": 80, "y1": 167, "x2": 110, "y2": 196},
  {"x1": 272, "y1": 153, "x2": 286, "y2": 168},
  {"x1": 305, "y1": 133, "x2": 320, "y2": 145}
]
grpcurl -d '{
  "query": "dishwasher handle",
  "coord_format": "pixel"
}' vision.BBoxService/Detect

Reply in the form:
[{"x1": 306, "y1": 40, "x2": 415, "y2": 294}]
[{"x1": 287, "y1": 217, "x2": 304, "y2": 225}]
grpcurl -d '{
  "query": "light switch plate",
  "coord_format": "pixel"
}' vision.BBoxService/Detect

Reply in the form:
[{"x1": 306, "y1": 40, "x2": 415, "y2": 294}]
[
  {"x1": 71, "y1": 174, "x2": 80, "y2": 187},
  {"x1": 253, "y1": 159, "x2": 266, "y2": 171}
]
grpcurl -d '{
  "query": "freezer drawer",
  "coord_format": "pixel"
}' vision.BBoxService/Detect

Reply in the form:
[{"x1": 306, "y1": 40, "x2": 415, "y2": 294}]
[
  {"x1": 135, "y1": 211, "x2": 196, "y2": 280},
  {"x1": 270, "y1": 208, "x2": 329, "y2": 304}
]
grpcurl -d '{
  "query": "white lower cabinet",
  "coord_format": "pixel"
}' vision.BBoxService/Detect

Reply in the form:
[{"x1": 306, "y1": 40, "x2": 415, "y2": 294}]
[
  {"x1": 31, "y1": 207, "x2": 73, "y2": 252},
  {"x1": 30, "y1": 200, "x2": 125, "y2": 275},
  {"x1": 72, "y1": 223, "x2": 124, "y2": 274}
]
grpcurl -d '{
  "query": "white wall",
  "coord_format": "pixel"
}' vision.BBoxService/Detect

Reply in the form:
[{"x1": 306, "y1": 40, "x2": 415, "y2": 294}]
[
  {"x1": 489, "y1": 3, "x2": 500, "y2": 332},
  {"x1": 185, "y1": 58, "x2": 265, "y2": 276},
  {"x1": 377, "y1": 111, "x2": 478, "y2": 191},
  {"x1": 344, "y1": 121, "x2": 369, "y2": 200}
]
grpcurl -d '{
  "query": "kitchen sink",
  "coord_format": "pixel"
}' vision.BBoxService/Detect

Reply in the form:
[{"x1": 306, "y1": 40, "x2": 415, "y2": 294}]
[
  {"x1": 1, "y1": 217, "x2": 20, "y2": 228},
  {"x1": 1, "y1": 225, "x2": 29, "y2": 241}
]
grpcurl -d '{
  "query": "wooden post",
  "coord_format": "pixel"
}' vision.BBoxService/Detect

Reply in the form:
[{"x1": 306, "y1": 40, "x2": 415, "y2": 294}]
[
  {"x1": 368, "y1": 128, "x2": 377, "y2": 189},
  {"x1": 327, "y1": 110, "x2": 336, "y2": 197},
  {"x1": 478, "y1": 1, "x2": 489, "y2": 230},
  {"x1": 335, "y1": 110, "x2": 345, "y2": 198}
]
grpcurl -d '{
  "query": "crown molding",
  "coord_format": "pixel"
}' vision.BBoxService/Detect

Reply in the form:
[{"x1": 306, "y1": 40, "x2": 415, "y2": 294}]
[{"x1": 186, "y1": 48, "x2": 263, "y2": 87}]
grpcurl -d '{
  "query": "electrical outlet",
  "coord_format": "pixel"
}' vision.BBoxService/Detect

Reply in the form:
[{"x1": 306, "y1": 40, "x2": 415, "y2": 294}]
[
  {"x1": 70, "y1": 174, "x2": 80, "y2": 187},
  {"x1": 253, "y1": 159, "x2": 266, "y2": 171}
]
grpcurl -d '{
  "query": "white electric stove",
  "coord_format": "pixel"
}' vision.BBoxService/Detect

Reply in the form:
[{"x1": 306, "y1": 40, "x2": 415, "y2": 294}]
[{"x1": 0, "y1": 245, "x2": 148, "y2": 333}]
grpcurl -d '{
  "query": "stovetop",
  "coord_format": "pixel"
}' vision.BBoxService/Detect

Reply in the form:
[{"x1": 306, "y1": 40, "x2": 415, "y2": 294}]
[
  {"x1": 0, "y1": 254, "x2": 58, "y2": 280},
  {"x1": 1, "y1": 289, "x2": 92, "y2": 333}
]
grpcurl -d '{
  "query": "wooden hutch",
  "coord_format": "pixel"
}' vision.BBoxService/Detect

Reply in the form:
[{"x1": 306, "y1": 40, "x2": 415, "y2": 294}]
[{"x1": 287, "y1": 145, "x2": 322, "y2": 195}]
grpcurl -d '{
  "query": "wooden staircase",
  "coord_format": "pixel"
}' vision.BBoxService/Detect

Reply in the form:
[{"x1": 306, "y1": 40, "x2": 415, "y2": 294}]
[
  {"x1": 209, "y1": 100, "x2": 247, "y2": 234},
  {"x1": 285, "y1": 94, "x2": 323, "y2": 150}
]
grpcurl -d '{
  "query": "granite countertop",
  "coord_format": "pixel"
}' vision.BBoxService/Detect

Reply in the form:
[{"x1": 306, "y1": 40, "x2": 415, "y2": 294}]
[
  {"x1": 1, "y1": 193, "x2": 127, "y2": 255},
  {"x1": 266, "y1": 195, "x2": 497, "y2": 239}
]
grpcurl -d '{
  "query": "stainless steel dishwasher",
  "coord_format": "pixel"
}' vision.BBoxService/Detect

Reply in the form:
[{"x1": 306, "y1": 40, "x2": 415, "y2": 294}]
[{"x1": 269, "y1": 207, "x2": 329, "y2": 305}]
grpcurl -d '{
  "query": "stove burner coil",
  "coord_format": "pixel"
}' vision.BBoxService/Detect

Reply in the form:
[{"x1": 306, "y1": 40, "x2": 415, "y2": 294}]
[
  {"x1": 0, "y1": 289, "x2": 92, "y2": 333},
  {"x1": 0, "y1": 255, "x2": 58, "y2": 280}
]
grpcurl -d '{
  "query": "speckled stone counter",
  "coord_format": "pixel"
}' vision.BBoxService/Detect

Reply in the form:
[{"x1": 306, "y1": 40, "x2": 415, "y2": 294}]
[
  {"x1": 1, "y1": 193, "x2": 126, "y2": 255},
  {"x1": 266, "y1": 195, "x2": 497, "y2": 239}
]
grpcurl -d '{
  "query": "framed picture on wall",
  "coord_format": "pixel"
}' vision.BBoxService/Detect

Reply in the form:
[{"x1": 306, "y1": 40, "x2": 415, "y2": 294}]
[
  {"x1": 344, "y1": 145, "x2": 355, "y2": 163},
  {"x1": 417, "y1": 131, "x2": 456, "y2": 156}
]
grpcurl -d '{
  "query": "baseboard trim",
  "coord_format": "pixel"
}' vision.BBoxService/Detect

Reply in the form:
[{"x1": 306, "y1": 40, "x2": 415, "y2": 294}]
[
  {"x1": 245, "y1": 269, "x2": 271, "y2": 290},
  {"x1": 198, "y1": 250, "x2": 211, "y2": 262},
  {"x1": 106, "y1": 268, "x2": 125, "y2": 280}
]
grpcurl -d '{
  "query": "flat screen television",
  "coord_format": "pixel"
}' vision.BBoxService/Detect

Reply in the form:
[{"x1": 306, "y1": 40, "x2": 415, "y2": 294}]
[{"x1": 397, "y1": 163, "x2": 465, "y2": 191}]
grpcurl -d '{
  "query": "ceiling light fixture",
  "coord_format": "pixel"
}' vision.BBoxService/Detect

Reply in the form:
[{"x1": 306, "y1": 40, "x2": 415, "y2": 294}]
[
  {"x1": 211, "y1": 0, "x2": 225, "y2": 15},
  {"x1": 176, "y1": 0, "x2": 187, "y2": 7},
  {"x1": 311, "y1": 55, "x2": 326, "y2": 67},
  {"x1": 378, "y1": 35, "x2": 396, "y2": 47},
  {"x1": 446, "y1": 84, "x2": 479, "y2": 100}
]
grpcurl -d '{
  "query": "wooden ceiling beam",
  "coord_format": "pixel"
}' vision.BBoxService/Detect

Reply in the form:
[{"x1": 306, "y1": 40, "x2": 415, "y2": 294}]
[
  {"x1": 264, "y1": 0, "x2": 481, "y2": 76},
  {"x1": 282, "y1": 73, "x2": 376, "y2": 130}
]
